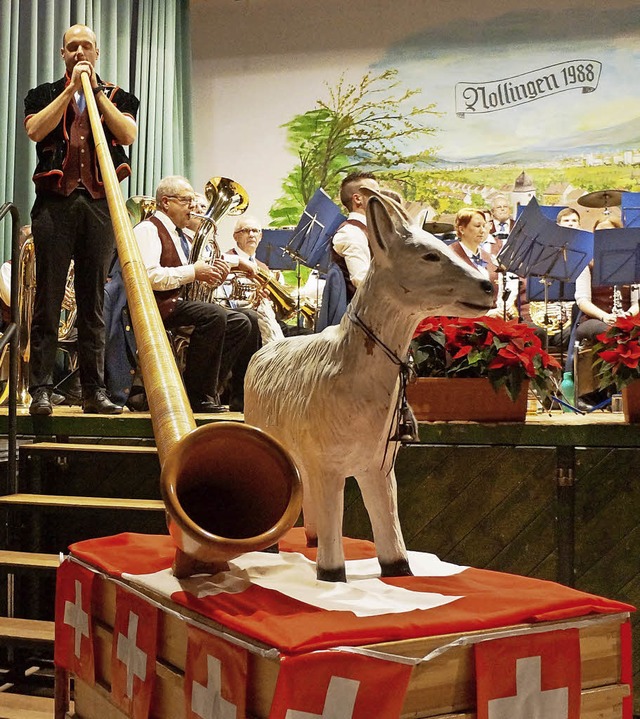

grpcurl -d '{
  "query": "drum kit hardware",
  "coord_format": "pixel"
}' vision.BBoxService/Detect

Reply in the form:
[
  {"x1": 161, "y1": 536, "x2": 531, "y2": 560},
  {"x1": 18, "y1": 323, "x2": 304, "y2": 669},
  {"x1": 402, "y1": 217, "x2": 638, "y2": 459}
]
[
  {"x1": 577, "y1": 189, "x2": 623, "y2": 213},
  {"x1": 423, "y1": 220, "x2": 455, "y2": 235}
]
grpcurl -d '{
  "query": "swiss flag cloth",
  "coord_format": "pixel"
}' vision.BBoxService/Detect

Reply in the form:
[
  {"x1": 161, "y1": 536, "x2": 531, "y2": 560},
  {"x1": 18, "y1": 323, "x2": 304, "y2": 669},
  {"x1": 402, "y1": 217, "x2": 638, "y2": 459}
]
[
  {"x1": 110, "y1": 584, "x2": 158, "y2": 719},
  {"x1": 54, "y1": 558, "x2": 95, "y2": 685},
  {"x1": 68, "y1": 529, "x2": 634, "y2": 655},
  {"x1": 269, "y1": 650, "x2": 413, "y2": 719},
  {"x1": 184, "y1": 625, "x2": 248, "y2": 719},
  {"x1": 475, "y1": 628, "x2": 581, "y2": 719}
]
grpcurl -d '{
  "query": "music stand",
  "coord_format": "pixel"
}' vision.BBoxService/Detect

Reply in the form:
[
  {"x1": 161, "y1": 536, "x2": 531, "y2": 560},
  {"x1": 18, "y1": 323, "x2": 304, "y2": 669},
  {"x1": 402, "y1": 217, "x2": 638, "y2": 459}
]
[
  {"x1": 499, "y1": 197, "x2": 593, "y2": 283},
  {"x1": 592, "y1": 226, "x2": 640, "y2": 287},
  {"x1": 525, "y1": 276, "x2": 576, "y2": 364},
  {"x1": 621, "y1": 192, "x2": 640, "y2": 229},
  {"x1": 285, "y1": 188, "x2": 345, "y2": 271},
  {"x1": 499, "y1": 196, "x2": 592, "y2": 368},
  {"x1": 257, "y1": 229, "x2": 298, "y2": 271},
  {"x1": 284, "y1": 188, "x2": 345, "y2": 327},
  {"x1": 525, "y1": 277, "x2": 576, "y2": 303}
]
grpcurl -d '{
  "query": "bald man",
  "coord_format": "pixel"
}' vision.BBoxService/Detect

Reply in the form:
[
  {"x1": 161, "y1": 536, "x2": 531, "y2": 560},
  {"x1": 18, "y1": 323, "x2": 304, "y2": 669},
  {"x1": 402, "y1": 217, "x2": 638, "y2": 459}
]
[{"x1": 24, "y1": 24, "x2": 139, "y2": 416}]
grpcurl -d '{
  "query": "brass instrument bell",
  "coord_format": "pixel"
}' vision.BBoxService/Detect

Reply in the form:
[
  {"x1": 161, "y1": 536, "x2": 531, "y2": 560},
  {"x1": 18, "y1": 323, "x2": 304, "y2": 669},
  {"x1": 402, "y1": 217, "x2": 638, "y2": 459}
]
[{"x1": 126, "y1": 195, "x2": 156, "y2": 226}]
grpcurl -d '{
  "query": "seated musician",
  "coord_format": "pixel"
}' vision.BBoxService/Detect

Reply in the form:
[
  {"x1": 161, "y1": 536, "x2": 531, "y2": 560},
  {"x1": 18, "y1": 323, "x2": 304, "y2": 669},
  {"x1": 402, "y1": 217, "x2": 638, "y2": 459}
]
[
  {"x1": 450, "y1": 208, "x2": 502, "y2": 315},
  {"x1": 133, "y1": 175, "x2": 258, "y2": 413},
  {"x1": 317, "y1": 171, "x2": 380, "y2": 330},
  {"x1": 574, "y1": 216, "x2": 639, "y2": 343},
  {"x1": 223, "y1": 216, "x2": 285, "y2": 344}
]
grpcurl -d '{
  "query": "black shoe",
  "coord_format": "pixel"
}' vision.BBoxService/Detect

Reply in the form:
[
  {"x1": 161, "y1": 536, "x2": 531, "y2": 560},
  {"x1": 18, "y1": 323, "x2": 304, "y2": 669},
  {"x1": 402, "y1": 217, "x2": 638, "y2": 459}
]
[
  {"x1": 191, "y1": 399, "x2": 227, "y2": 414},
  {"x1": 51, "y1": 392, "x2": 66, "y2": 406},
  {"x1": 29, "y1": 387, "x2": 53, "y2": 416},
  {"x1": 61, "y1": 392, "x2": 83, "y2": 407},
  {"x1": 83, "y1": 389, "x2": 123, "y2": 415}
]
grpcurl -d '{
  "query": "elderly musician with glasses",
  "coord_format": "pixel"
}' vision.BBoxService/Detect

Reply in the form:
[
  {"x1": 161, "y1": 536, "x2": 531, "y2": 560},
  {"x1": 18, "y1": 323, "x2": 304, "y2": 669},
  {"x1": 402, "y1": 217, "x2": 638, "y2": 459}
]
[
  {"x1": 221, "y1": 217, "x2": 285, "y2": 345},
  {"x1": 133, "y1": 175, "x2": 259, "y2": 413}
]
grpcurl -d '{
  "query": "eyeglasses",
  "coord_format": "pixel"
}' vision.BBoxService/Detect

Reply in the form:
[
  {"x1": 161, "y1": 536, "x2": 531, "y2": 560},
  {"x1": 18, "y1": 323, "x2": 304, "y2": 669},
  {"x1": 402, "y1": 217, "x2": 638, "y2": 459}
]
[
  {"x1": 236, "y1": 228, "x2": 261, "y2": 235},
  {"x1": 165, "y1": 195, "x2": 195, "y2": 206}
]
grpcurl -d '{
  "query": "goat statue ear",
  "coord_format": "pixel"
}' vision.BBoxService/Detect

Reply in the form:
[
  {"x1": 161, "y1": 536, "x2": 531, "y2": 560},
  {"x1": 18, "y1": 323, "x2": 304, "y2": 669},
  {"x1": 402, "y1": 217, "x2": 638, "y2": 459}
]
[{"x1": 366, "y1": 193, "x2": 410, "y2": 260}]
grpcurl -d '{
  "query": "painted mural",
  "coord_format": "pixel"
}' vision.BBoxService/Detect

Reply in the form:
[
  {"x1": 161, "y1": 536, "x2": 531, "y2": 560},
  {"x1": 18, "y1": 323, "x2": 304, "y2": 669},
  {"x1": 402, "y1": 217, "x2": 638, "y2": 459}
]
[{"x1": 269, "y1": 7, "x2": 640, "y2": 226}]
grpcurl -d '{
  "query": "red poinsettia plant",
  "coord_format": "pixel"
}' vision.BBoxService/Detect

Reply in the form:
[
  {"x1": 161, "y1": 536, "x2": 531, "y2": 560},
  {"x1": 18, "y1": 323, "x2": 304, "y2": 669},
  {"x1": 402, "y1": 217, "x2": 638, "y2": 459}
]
[
  {"x1": 411, "y1": 316, "x2": 561, "y2": 401},
  {"x1": 592, "y1": 314, "x2": 640, "y2": 391}
]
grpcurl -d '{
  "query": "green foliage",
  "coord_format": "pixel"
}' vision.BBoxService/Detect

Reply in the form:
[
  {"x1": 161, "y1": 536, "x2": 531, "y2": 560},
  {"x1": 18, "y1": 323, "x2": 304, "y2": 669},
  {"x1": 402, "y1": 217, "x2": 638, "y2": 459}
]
[{"x1": 270, "y1": 69, "x2": 441, "y2": 227}]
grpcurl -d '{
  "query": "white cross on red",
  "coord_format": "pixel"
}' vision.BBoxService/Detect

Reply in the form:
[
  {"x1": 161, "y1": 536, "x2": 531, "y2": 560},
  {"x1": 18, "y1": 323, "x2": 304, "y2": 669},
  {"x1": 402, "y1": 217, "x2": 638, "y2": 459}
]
[
  {"x1": 488, "y1": 656, "x2": 568, "y2": 719},
  {"x1": 63, "y1": 579, "x2": 89, "y2": 658},
  {"x1": 116, "y1": 611, "x2": 147, "y2": 698},
  {"x1": 285, "y1": 675, "x2": 360, "y2": 719},
  {"x1": 191, "y1": 654, "x2": 236, "y2": 719}
]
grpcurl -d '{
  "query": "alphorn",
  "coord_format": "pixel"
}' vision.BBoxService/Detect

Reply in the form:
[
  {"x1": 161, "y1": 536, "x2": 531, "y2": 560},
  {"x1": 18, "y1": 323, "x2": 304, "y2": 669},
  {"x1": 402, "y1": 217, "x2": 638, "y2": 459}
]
[{"x1": 81, "y1": 73, "x2": 302, "y2": 578}]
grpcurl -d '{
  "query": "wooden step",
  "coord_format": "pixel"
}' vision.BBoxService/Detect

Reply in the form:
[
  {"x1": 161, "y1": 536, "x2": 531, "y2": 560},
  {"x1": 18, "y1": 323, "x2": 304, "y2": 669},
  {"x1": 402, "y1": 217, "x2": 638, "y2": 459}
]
[
  {"x1": 20, "y1": 441, "x2": 158, "y2": 456},
  {"x1": 0, "y1": 494, "x2": 165, "y2": 511},
  {"x1": 0, "y1": 691, "x2": 56, "y2": 719},
  {"x1": 0, "y1": 617, "x2": 54, "y2": 645},
  {"x1": 0, "y1": 550, "x2": 60, "y2": 571}
]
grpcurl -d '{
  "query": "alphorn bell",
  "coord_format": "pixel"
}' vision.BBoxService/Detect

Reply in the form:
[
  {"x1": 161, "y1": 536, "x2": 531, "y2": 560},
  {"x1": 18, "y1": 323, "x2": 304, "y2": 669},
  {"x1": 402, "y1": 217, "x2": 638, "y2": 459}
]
[{"x1": 80, "y1": 73, "x2": 302, "y2": 578}]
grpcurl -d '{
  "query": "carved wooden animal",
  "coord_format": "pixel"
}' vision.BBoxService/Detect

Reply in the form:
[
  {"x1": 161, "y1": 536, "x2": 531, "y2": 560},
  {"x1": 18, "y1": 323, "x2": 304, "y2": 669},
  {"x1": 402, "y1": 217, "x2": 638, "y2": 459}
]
[{"x1": 244, "y1": 193, "x2": 494, "y2": 581}]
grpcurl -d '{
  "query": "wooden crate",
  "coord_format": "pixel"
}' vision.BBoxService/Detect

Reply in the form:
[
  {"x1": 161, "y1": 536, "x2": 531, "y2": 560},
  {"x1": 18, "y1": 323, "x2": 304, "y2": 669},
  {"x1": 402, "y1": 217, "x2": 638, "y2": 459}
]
[{"x1": 59, "y1": 571, "x2": 631, "y2": 719}]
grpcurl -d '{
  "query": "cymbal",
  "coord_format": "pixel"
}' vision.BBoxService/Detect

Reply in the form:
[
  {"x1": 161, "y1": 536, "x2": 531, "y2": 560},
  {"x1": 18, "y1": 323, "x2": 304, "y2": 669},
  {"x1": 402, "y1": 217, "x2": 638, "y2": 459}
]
[
  {"x1": 423, "y1": 221, "x2": 455, "y2": 234},
  {"x1": 577, "y1": 190, "x2": 623, "y2": 208}
]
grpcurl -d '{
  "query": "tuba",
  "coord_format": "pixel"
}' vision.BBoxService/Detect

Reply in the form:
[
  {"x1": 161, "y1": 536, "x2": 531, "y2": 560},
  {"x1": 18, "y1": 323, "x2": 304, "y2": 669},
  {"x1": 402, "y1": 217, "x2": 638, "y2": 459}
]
[
  {"x1": 184, "y1": 177, "x2": 249, "y2": 303},
  {"x1": 0, "y1": 229, "x2": 76, "y2": 406},
  {"x1": 126, "y1": 195, "x2": 156, "y2": 226}
]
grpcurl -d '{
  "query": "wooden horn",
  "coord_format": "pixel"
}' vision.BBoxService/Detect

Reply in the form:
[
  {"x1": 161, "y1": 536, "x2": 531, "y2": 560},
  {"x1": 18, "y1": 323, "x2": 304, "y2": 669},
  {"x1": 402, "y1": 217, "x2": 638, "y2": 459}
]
[{"x1": 81, "y1": 74, "x2": 302, "y2": 578}]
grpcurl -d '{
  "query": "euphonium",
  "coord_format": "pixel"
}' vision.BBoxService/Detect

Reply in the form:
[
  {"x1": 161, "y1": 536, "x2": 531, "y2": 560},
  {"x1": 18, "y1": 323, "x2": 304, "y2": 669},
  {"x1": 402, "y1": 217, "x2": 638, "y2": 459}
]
[{"x1": 185, "y1": 177, "x2": 249, "y2": 303}]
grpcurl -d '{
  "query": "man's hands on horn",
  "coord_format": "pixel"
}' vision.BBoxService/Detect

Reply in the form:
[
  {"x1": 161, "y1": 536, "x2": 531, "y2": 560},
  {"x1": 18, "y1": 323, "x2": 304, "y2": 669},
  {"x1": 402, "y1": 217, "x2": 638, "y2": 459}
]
[
  {"x1": 70, "y1": 60, "x2": 97, "y2": 92},
  {"x1": 194, "y1": 259, "x2": 230, "y2": 288}
]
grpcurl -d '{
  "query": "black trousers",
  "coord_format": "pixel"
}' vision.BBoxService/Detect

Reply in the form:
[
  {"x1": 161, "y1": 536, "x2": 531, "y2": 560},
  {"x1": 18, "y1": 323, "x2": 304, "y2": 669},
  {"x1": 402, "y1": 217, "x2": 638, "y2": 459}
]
[
  {"x1": 221, "y1": 307, "x2": 261, "y2": 406},
  {"x1": 30, "y1": 190, "x2": 114, "y2": 393},
  {"x1": 164, "y1": 299, "x2": 255, "y2": 404}
]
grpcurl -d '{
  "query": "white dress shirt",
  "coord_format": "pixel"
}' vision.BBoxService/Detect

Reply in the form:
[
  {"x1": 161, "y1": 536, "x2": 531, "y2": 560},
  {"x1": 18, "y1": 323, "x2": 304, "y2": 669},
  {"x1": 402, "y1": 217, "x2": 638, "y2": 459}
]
[
  {"x1": 134, "y1": 211, "x2": 195, "y2": 291},
  {"x1": 135, "y1": 211, "x2": 240, "y2": 291},
  {"x1": 332, "y1": 212, "x2": 370, "y2": 287}
]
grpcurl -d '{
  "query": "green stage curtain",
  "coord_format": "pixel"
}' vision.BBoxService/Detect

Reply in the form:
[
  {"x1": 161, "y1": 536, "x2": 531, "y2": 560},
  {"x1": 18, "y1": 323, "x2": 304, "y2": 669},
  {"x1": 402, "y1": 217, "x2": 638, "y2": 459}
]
[{"x1": 0, "y1": 0, "x2": 193, "y2": 261}]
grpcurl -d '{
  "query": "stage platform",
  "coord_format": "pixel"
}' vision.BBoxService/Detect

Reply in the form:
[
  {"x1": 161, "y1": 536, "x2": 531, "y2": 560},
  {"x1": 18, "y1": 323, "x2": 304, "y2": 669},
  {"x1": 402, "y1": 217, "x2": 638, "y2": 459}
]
[{"x1": 0, "y1": 404, "x2": 638, "y2": 444}]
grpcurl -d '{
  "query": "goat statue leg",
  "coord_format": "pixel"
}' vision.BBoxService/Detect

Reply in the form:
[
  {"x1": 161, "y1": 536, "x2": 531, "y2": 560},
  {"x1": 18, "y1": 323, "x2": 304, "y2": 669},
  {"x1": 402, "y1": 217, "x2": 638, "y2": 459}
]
[
  {"x1": 308, "y1": 470, "x2": 347, "y2": 582},
  {"x1": 356, "y1": 468, "x2": 413, "y2": 577}
]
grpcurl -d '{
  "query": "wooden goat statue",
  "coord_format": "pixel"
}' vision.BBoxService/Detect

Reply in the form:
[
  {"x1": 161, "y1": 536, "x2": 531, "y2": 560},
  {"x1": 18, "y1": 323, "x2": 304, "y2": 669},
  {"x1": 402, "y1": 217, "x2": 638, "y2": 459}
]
[{"x1": 244, "y1": 192, "x2": 494, "y2": 581}]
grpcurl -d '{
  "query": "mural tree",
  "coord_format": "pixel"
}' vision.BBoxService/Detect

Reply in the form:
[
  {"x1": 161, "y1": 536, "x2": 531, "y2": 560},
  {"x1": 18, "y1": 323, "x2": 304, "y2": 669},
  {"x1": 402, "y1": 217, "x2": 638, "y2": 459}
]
[{"x1": 269, "y1": 69, "x2": 441, "y2": 226}]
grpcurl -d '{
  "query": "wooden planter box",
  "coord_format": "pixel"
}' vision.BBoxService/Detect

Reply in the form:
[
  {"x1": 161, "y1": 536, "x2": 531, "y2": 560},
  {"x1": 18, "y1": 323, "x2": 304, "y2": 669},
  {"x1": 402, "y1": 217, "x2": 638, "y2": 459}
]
[
  {"x1": 622, "y1": 381, "x2": 640, "y2": 422},
  {"x1": 406, "y1": 377, "x2": 528, "y2": 422}
]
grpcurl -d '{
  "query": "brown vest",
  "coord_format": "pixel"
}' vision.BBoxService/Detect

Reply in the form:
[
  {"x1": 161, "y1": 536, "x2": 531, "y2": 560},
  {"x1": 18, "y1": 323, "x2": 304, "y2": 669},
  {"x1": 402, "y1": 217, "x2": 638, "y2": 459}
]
[
  {"x1": 148, "y1": 216, "x2": 183, "y2": 320},
  {"x1": 61, "y1": 100, "x2": 104, "y2": 198},
  {"x1": 331, "y1": 218, "x2": 368, "y2": 301}
]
